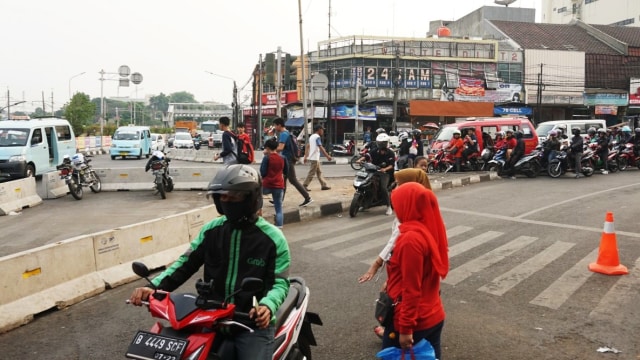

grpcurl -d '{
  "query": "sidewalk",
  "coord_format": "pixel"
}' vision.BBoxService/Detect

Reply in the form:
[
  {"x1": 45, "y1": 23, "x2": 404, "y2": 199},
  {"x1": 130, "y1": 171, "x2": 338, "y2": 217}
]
[{"x1": 260, "y1": 171, "x2": 499, "y2": 225}]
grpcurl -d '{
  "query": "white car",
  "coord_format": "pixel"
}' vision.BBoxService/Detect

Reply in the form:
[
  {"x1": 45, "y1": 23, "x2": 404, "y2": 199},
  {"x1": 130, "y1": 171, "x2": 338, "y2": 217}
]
[
  {"x1": 151, "y1": 133, "x2": 166, "y2": 152},
  {"x1": 173, "y1": 132, "x2": 194, "y2": 149}
]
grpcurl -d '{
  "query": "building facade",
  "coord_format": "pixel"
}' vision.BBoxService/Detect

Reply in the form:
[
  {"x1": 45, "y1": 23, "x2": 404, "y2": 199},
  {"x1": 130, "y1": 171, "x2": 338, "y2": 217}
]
[{"x1": 542, "y1": 0, "x2": 640, "y2": 27}]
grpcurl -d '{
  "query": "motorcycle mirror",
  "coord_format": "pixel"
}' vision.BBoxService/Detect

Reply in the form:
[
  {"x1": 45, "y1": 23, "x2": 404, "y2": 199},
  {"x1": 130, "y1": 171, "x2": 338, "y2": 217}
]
[
  {"x1": 132, "y1": 261, "x2": 150, "y2": 278},
  {"x1": 240, "y1": 277, "x2": 264, "y2": 293}
]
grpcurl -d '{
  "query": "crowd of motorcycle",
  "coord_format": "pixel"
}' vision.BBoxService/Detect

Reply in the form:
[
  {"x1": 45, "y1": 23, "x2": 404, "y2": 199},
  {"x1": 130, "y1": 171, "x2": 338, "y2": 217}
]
[{"x1": 425, "y1": 126, "x2": 640, "y2": 179}]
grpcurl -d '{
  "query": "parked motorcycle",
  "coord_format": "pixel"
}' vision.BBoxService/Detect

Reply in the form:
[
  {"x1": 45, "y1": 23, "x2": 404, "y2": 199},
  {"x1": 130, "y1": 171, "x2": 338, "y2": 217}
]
[
  {"x1": 486, "y1": 147, "x2": 507, "y2": 175},
  {"x1": 56, "y1": 153, "x2": 101, "y2": 200},
  {"x1": 330, "y1": 139, "x2": 355, "y2": 157},
  {"x1": 426, "y1": 148, "x2": 482, "y2": 173},
  {"x1": 510, "y1": 147, "x2": 543, "y2": 178},
  {"x1": 585, "y1": 143, "x2": 618, "y2": 173},
  {"x1": 349, "y1": 162, "x2": 393, "y2": 217},
  {"x1": 149, "y1": 157, "x2": 174, "y2": 199},
  {"x1": 125, "y1": 262, "x2": 322, "y2": 360}
]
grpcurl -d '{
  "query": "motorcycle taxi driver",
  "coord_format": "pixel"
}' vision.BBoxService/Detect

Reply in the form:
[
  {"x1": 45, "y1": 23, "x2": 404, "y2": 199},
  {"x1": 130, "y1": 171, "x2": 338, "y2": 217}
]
[
  {"x1": 357, "y1": 133, "x2": 396, "y2": 215},
  {"x1": 129, "y1": 165, "x2": 291, "y2": 360}
]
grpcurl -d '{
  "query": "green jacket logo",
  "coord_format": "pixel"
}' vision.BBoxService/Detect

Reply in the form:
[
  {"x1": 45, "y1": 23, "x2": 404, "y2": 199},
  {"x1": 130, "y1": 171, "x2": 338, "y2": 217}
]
[{"x1": 247, "y1": 257, "x2": 266, "y2": 267}]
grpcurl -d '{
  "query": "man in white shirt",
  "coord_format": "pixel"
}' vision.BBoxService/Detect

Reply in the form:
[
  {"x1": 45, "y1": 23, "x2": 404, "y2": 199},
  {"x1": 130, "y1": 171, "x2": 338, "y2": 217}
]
[{"x1": 303, "y1": 125, "x2": 332, "y2": 191}]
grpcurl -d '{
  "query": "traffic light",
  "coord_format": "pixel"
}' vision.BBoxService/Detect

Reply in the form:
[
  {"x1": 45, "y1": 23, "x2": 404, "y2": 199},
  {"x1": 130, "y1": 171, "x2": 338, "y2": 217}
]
[{"x1": 360, "y1": 86, "x2": 369, "y2": 102}]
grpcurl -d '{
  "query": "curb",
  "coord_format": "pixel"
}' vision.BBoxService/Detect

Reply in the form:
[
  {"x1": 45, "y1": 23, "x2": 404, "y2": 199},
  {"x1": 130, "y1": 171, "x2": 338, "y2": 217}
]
[{"x1": 281, "y1": 171, "x2": 499, "y2": 225}]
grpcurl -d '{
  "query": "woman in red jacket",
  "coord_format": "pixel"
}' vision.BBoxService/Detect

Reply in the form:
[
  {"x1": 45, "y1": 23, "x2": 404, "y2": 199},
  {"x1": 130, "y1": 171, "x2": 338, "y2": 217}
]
[{"x1": 383, "y1": 182, "x2": 449, "y2": 359}]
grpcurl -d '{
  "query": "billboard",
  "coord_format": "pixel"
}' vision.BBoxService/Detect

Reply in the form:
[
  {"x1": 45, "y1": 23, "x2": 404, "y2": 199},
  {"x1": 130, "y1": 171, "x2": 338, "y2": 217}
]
[{"x1": 629, "y1": 78, "x2": 640, "y2": 105}]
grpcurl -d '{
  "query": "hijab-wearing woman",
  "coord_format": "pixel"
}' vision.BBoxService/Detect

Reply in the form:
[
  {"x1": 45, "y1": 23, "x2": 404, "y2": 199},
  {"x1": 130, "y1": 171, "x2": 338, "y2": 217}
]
[{"x1": 383, "y1": 182, "x2": 449, "y2": 359}]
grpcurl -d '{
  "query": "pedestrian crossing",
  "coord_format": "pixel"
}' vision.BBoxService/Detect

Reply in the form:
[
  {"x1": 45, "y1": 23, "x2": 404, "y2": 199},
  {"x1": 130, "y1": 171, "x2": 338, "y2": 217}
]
[{"x1": 285, "y1": 214, "x2": 639, "y2": 315}]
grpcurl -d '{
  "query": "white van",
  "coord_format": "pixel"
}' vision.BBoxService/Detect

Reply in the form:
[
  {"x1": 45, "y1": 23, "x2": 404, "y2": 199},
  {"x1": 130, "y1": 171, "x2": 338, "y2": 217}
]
[
  {"x1": 536, "y1": 119, "x2": 606, "y2": 143},
  {"x1": 110, "y1": 125, "x2": 152, "y2": 160},
  {"x1": 0, "y1": 118, "x2": 77, "y2": 180}
]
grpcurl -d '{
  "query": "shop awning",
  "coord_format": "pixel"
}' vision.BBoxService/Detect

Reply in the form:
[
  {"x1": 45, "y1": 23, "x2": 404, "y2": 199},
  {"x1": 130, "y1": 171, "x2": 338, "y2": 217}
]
[
  {"x1": 285, "y1": 117, "x2": 305, "y2": 127},
  {"x1": 409, "y1": 100, "x2": 494, "y2": 117}
]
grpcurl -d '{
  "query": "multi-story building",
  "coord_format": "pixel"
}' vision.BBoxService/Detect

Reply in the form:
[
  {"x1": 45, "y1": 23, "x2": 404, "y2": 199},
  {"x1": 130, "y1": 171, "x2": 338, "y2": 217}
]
[{"x1": 542, "y1": 0, "x2": 640, "y2": 27}]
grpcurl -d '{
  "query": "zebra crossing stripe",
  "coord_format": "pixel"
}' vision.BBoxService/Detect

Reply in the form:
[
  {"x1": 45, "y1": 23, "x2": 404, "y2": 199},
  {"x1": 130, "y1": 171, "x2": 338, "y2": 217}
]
[
  {"x1": 478, "y1": 241, "x2": 575, "y2": 296},
  {"x1": 444, "y1": 236, "x2": 537, "y2": 286},
  {"x1": 449, "y1": 231, "x2": 504, "y2": 258},
  {"x1": 287, "y1": 217, "x2": 388, "y2": 244},
  {"x1": 303, "y1": 223, "x2": 391, "y2": 250},
  {"x1": 590, "y1": 255, "x2": 640, "y2": 322},
  {"x1": 529, "y1": 248, "x2": 598, "y2": 310},
  {"x1": 446, "y1": 225, "x2": 473, "y2": 238},
  {"x1": 333, "y1": 237, "x2": 389, "y2": 258}
]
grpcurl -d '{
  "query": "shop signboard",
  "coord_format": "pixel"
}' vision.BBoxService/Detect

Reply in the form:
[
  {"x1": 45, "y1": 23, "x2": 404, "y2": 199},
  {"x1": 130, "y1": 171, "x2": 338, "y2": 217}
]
[
  {"x1": 583, "y1": 93, "x2": 627, "y2": 106},
  {"x1": 629, "y1": 78, "x2": 640, "y2": 105}
]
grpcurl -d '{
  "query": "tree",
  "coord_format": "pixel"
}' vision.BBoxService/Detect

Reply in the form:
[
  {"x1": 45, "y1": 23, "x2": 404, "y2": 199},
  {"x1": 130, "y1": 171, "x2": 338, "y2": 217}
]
[
  {"x1": 65, "y1": 92, "x2": 96, "y2": 136},
  {"x1": 169, "y1": 91, "x2": 197, "y2": 103},
  {"x1": 149, "y1": 93, "x2": 169, "y2": 113}
]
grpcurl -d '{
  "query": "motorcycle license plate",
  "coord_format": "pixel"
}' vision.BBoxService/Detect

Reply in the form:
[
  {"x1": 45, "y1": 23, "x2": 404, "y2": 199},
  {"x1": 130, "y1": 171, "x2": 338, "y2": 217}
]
[
  {"x1": 126, "y1": 331, "x2": 189, "y2": 360},
  {"x1": 356, "y1": 171, "x2": 368, "y2": 177}
]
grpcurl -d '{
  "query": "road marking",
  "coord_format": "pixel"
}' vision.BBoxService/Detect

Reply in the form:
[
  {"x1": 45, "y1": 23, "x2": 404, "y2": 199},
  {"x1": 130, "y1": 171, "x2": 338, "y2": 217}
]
[
  {"x1": 590, "y1": 255, "x2": 640, "y2": 322},
  {"x1": 478, "y1": 241, "x2": 575, "y2": 296},
  {"x1": 515, "y1": 182, "x2": 640, "y2": 219},
  {"x1": 333, "y1": 237, "x2": 389, "y2": 258},
  {"x1": 304, "y1": 223, "x2": 390, "y2": 250},
  {"x1": 288, "y1": 216, "x2": 392, "y2": 244},
  {"x1": 444, "y1": 236, "x2": 537, "y2": 286},
  {"x1": 446, "y1": 225, "x2": 473, "y2": 238},
  {"x1": 529, "y1": 248, "x2": 598, "y2": 309},
  {"x1": 449, "y1": 231, "x2": 504, "y2": 258},
  {"x1": 440, "y1": 208, "x2": 640, "y2": 239}
]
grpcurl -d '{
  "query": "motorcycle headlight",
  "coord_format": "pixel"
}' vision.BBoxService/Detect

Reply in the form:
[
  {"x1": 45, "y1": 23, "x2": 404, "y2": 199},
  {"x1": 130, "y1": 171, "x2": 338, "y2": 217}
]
[{"x1": 8, "y1": 155, "x2": 26, "y2": 162}]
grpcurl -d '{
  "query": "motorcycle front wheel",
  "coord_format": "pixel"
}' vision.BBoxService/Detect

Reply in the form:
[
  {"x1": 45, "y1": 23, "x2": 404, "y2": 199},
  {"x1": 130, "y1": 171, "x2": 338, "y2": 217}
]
[
  {"x1": 618, "y1": 156, "x2": 628, "y2": 171},
  {"x1": 350, "y1": 156, "x2": 363, "y2": 170},
  {"x1": 547, "y1": 160, "x2": 563, "y2": 178},
  {"x1": 68, "y1": 178, "x2": 83, "y2": 200},
  {"x1": 525, "y1": 161, "x2": 541, "y2": 178},
  {"x1": 349, "y1": 193, "x2": 362, "y2": 218},
  {"x1": 165, "y1": 176, "x2": 174, "y2": 192},
  {"x1": 427, "y1": 162, "x2": 438, "y2": 174},
  {"x1": 89, "y1": 171, "x2": 102, "y2": 193},
  {"x1": 582, "y1": 159, "x2": 594, "y2": 177}
]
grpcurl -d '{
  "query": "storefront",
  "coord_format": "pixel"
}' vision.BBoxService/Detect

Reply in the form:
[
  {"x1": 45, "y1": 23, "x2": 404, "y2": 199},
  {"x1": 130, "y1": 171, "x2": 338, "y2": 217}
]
[
  {"x1": 583, "y1": 91, "x2": 628, "y2": 126},
  {"x1": 409, "y1": 100, "x2": 494, "y2": 125}
]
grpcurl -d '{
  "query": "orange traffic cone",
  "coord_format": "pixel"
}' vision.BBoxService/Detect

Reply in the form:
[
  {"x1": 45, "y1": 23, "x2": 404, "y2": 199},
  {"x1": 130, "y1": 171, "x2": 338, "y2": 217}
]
[{"x1": 588, "y1": 212, "x2": 628, "y2": 275}]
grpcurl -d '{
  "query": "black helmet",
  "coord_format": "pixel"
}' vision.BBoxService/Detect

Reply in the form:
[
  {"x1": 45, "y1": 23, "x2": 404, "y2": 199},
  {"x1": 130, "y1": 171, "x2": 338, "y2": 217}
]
[
  {"x1": 515, "y1": 131, "x2": 523, "y2": 139},
  {"x1": 207, "y1": 165, "x2": 262, "y2": 225},
  {"x1": 571, "y1": 128, "x2": 581, "y2": 136},
  {"x1": 587, "y1": 127, "x2": 596, "y2": 136}
]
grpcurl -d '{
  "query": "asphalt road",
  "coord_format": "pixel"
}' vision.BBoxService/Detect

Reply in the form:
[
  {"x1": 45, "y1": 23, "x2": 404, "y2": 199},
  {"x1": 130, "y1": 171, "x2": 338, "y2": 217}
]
[{"x1": 1, "y1": 171, "x2": 639, "y2": 359}]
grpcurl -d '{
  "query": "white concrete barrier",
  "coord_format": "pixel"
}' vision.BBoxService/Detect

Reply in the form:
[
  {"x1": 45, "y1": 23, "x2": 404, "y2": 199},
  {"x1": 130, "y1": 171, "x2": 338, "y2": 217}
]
[
  {"x1": 168, "y1": 167, "x2": 218, "y2": 190},
  {"x1": 193, "y1": 149, "x2": 216, "y2": 163},
  {"x1": 0, "y1": 177, "x2": 42, "y2": 215},
  {"x1": 96, "y1": 168, "x2": 153, "y2": 191},
  {"x1": 0, "y1": 205, "x2": 216, "y2": 333},
  {"x1": 37, "y1": 171, "x2": 68, "y2": 199},
  {"x1": 0, "y1": 236, "x2": 104, "y2": 333}
]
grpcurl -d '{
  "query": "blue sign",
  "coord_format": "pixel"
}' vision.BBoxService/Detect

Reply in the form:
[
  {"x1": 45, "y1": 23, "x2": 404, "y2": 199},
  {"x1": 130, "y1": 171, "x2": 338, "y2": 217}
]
[
  {"x1": 583, "y1": 93, "x2": 627, "y2": 106},
  {"x1": 494, "y1": 106, "x2": 532, "y2": 116}
]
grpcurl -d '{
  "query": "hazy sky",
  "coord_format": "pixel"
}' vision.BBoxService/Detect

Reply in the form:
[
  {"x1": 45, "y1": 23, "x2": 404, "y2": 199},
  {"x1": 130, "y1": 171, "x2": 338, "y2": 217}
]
[{"x1": 1, "y1": 0, "x2": 540, "y2": 113}]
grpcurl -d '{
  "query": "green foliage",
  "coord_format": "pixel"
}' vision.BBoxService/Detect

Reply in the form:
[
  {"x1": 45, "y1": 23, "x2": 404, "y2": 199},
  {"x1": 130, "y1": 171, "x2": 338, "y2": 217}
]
[
  {"x1": 169, "y1": 91, "x2": 197, "y2": 103},
  {"x1": 64, "y1": 92, "x2": 96, "y2": 136},
  {"x1": 149, "y1": 93, "x2": 169, "y2": 112}
]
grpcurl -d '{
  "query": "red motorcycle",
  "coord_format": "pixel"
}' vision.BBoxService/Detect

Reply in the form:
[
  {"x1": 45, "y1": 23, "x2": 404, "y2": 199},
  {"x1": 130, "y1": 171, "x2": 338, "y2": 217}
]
[
  {"x1": 617, "y1": 143, "x2": 640, "y2": 171},
  {"x1": 427, "y1": 147, "x2": 482, "y2": 173},
  {"x1": 125, "y1": 262, "x2": 321, "y2": 360}
]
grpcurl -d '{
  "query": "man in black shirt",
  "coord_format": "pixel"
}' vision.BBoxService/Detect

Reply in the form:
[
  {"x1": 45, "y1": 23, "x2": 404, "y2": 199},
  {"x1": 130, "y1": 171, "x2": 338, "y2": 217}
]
[{"x1": 359, "y1": 133, "x2": 395, "y2": 215}]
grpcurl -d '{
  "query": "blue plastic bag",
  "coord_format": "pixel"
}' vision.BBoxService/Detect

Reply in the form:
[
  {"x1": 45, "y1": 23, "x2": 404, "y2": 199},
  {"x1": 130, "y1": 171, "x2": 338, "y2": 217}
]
[{"x1": 376, "y1": 339, "x2": 436, "y2": 360}]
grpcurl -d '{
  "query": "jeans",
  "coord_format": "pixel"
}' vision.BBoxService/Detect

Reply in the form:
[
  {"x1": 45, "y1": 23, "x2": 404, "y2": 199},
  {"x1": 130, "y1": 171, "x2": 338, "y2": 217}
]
[
  {"x1": 263, "y1": 188, "x2": 283, "y2": 227},
  {"x1": 376, "y1": 172, "x2": 390, "y2": 206},
  {"x1": 303, "y1": 160, "x2": 328, "y2": 188},
  {"x1": 284, "y1": 159, "x2": 310, "y2": 201},
  {"x1": 382, "y1": 320, "x2": 444, "y2": 360},
  {"x1": 573, "y1": 152, "x2": 582, "y2": 173},
  {"x1": 216, "y1": 326, "x2": 275, "y2": 360}
]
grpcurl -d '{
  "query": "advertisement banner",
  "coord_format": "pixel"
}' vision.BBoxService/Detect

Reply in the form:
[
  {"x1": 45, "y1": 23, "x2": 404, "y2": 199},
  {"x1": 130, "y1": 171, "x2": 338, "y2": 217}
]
[
  {"x1": 629, "y1": 78, "x2": 640, "y2": 105},
  {"x1": 583, "y1": 93, "x2": 627, "y2": 106},
  {"x1": 595, "y1": 105, "x2": 618, "y2": 115}
]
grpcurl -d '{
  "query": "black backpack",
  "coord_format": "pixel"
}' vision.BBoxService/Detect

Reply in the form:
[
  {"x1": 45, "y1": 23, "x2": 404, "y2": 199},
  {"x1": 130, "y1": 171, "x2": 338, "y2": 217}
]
[
  {"x1": 228, "y1": 132, "x2": 250, "y2": 164},
  {"x1": 286, "y1": 132, "x2": 300, "y2": 161}
]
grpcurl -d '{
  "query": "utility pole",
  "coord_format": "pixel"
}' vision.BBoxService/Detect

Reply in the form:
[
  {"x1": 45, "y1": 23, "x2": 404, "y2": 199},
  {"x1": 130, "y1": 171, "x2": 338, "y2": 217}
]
[
  {"x1": 276, "y1": 46, "x2": 282, "y2": 119},
  {"x1": 355, "y1": 78, "x2": 360, "y2": 145},
  {"x1": 536, "y1": 63, "x2": 543, "y2": 127},
  {"x1": 258, "y1": 54, "x2": 264, "y2": 149}
]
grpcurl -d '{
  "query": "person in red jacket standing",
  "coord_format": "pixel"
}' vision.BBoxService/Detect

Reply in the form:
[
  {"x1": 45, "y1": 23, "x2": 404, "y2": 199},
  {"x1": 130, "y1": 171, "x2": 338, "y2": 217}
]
[
  {"x1": 383, "y1": 182, "x2": 449, "y2": 359},
  {"x1": 260, "y1": 139, "x2": 287, "y2": 228}
]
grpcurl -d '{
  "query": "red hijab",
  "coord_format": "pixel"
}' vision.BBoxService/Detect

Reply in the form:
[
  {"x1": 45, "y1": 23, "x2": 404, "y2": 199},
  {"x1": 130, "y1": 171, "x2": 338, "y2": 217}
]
[{"x1": 391, "y1": 182, "x2": 449, "y2": 279}]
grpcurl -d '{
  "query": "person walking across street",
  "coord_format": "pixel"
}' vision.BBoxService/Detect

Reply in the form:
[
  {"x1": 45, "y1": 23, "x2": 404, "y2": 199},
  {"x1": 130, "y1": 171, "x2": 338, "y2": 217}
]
[
  {"x1": 213, "y1": 116, "x2": 237, "y2": 165},
  {"x1": 260, "y1": 139, "x2": 287, "y2": 228},
  {"x1": 303, "y1": 124, "x2": 332, "y2": 191},
  {"x1": 272, "y1": 117, "x2": 313, "y2": 207}
]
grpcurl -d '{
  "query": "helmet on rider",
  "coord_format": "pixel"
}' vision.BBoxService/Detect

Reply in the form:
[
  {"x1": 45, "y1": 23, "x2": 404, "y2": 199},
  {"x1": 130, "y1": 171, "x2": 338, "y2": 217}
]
[
  {"x1": 207, "y1": 164, "x2": 263, "y2": 225},
  {"x1": 571, "y1": 128, "x2": 581, "y2": 136},
  {"x1": 515, "y1": 130, "x2": 524, "y2": 139},
  {"x1": 597, "y1": 128, "x2": 606, "y2": 134},
  {"x1": 635, "y1": 127, "x2": 640, "y2": 133},
  {"x1": 412, "y1": 129, "x2": 422, "y2": 137},
  {"x1": 398, "y1": 131, "x2": 409, "y2": 142},
  {"x1": 375, "y1": 128, "x2": 386, "y2": 134},
  {"x1": 548, "y1": 130, "x2": 558, "y2": 137},
  {"x1": 496, "y1": 131, "x2": 505, "y2": 138},
  {"x1": 389, "y1": 131, "x2": 396, "y2": 136},
  {"x1": 587, "y1": 127, "x2": 596, "y2": 136},
  {"x1": 622, "y1": 126, "x2": 631, "y2": 133},
  {"x1": 505, "y1": 129, "x2": 514, "y2": 136},
  {"x1": 376, "y1": 133, "x2": 390, "y2": 150},
  {"x1": 452, "y1": 130, "x2": 461, "y2": 136}
]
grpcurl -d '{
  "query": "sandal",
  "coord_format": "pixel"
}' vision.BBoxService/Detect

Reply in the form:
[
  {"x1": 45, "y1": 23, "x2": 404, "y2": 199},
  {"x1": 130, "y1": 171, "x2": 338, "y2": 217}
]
[{"x1": 374, "y1": 325, "x2": 385, "y2": 339}]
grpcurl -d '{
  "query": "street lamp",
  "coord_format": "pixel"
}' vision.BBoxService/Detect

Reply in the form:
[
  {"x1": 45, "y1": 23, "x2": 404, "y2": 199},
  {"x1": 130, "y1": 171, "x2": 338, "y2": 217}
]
[
  {"x1": 68, "y1": 71, "x2": 86, "y2": 100},
  {"x1": 204, "y1": 71, "x2": 239, "y2": 127},
  {"x1": 0, "y1": 101, "x2": 26, "y2": 120}
]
